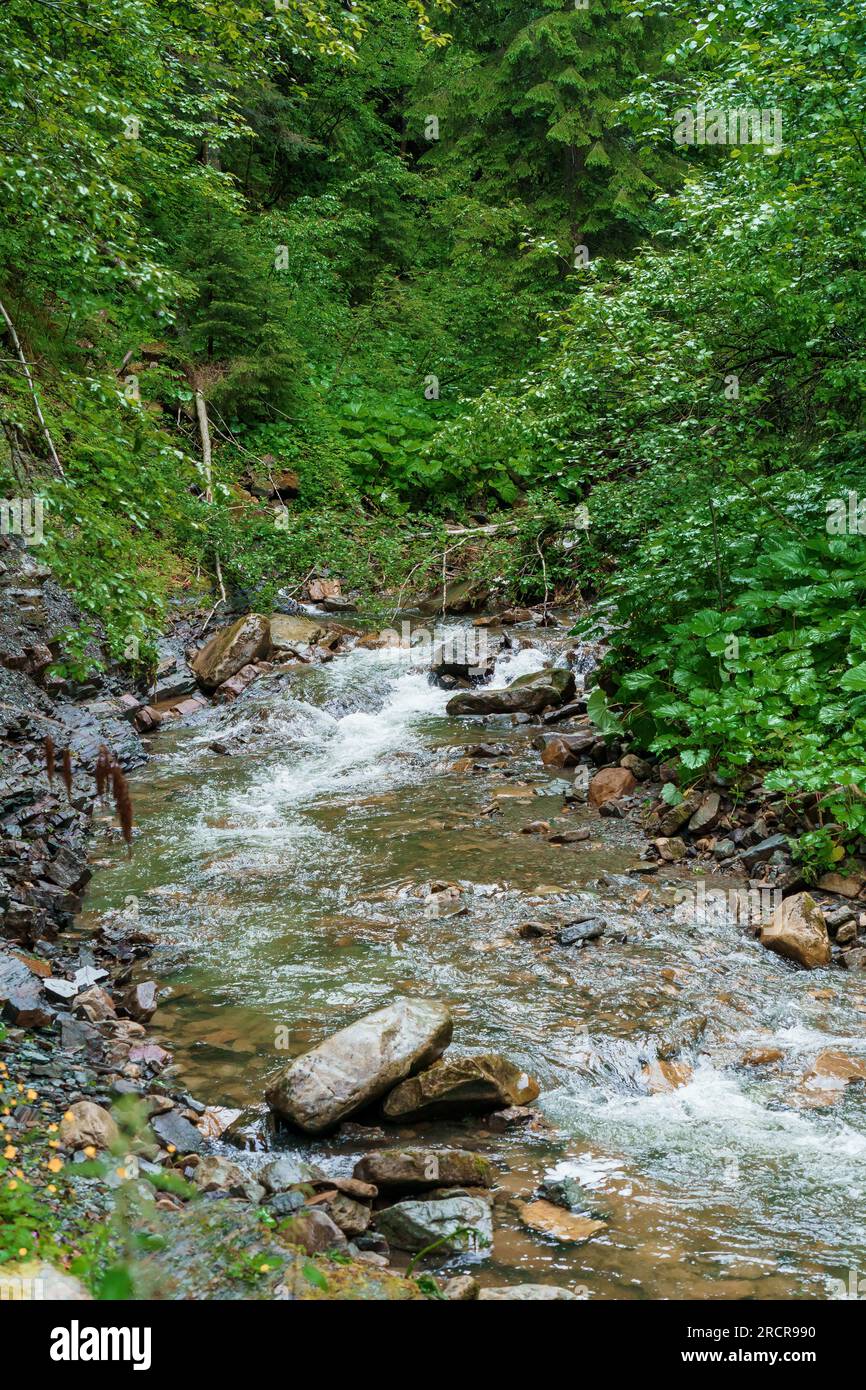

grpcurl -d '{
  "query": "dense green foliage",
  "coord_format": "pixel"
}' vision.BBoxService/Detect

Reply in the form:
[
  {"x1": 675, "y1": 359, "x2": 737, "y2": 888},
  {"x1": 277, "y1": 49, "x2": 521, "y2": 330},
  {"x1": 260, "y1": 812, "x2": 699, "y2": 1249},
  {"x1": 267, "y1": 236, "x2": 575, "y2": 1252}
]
[{"x1": 1, "y1": 0, "x2": 864, "y2": 845}]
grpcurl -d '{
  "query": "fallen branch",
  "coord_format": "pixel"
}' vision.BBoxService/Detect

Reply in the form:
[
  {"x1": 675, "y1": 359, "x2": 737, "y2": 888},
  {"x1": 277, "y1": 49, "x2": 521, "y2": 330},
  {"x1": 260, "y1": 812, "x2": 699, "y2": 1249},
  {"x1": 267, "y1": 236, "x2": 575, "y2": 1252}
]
[{"x1": 0, "y1": 296, "x2": 64, "y2": 477}]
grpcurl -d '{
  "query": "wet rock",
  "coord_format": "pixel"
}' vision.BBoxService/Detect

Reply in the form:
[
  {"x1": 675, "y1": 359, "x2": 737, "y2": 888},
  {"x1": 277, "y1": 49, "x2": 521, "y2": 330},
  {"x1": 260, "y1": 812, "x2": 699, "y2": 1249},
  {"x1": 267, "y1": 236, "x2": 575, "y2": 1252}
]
[
  {"x1": 150, "y1": 1108, "x2": 206, "y2": 1155},
  {"x1": 642, "y1": 1059, "x2": 693, "y2": 1093},
  {"x1": 280, "y1": 1207, "x2": 349, "y2": 1255},
  {"x1": 517, "y1": 920, "x2": 558, "y2": 939},
  {"x1": 60, "y1": 1100, "x2": 119, "y2": 1152},
  {"x1": 193, "y1": 1155, "x2": 253, "y2": 1196},
  {"x1": 441, "y1": 1274, "x2": 480, "y2": 1300},
  {"x1": 558, "y1": 919, "x2": 605, "y2": 947},
  {"x1": 479, "y1": 1284, "x2": 580, "y2": 1300},
  {"x1": 688, "y1": 792, "x2": 721, "y2": 834},
  {"x1": 588, "y1": 767, "x2": 636, "y2": 807},
  {"x1": 0, "y1": 954, "x2": 54, "y2": 1028},
  {"x1": 215, "y1": 663, "x2": 261, "y2": 702},
  {"x1": 382, "y1": 1053, "x2": 539, "y2": 1120},
  {"x1": 620, "y1": 753, "x2": 652, "y2": 781},
  {"x1": 375, "y1": 1196, "x2": 493, "y2": 1254},
  {"x1": 430, "y1": 642, "x2": 494, "y2": 684},
  {"x1": 740, "y1": 1047, "x2": 783, "y2": 1067},
  {"x1": 447, "y1": 667, "x2": 574, "y2": 716},
  {"x1": 192, "y1": 614, "x2": 271, "y2": 692},
  {"x1": 519, "y1": 1199, "x2": 605, "y2": 1245},
  {"x1": 653, "y1": 836, "x2": 686, "y2": 862},
  {"x1": 268, "y1": 1190, "x2": 306, "y2": 1218},
  {"x1": 120, "y1": 980, "x2": 158, "y2": 1022},
  {"x1": 223, "y1": 1106, "x2": 275, "y2": 1152},
  {"x1": 547, "y1": 827, "x2": 591, "y2": 845},
  {"x1": 738, "y1": 833, "x2": 790, "y2": 871},
  {"x1": 541, "y1": 732, "x2": 594, "y2": 768},
  {"x1": 73, "y1": 984, "x2": 116, "y2": 1023},
  {"x1": 321, "y1": 1192, "x2": 371, "y2": 1237},
  {"x1": 260, "y1": 1156, "x2": 324, "y2": 1193},
  {"x1": 487, "y1": 1106, "x2": 536, "y2": 1132},
  {"x1": 798, "y1": 1050, "x2": 866, "y2": 1106},
  {"x1": 353, "y1": 1149, "x2": 496, "y2": 1192},
  {"x1": 657, "y1": 795, "x2": 700, "y2": 836},
  {"x1": 265, "y1": 997, "x2": 453, "y2": 1133},
  {"x1": 841, "y1": 947, "x2": 866, "y2": 972},
  {"x1": 759, "y1": 892, "x2": 831, "y2": 970},
  {"x1": 816, "y1": 872, "x2": 862, "y2": 898}
]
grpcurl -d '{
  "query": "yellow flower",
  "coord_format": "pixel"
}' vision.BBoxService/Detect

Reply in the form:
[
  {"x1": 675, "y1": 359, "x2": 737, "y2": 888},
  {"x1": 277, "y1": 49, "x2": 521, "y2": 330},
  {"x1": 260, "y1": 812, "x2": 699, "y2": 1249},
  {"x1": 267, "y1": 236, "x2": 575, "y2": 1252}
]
[
  {"x1": 63, "y1": 1110, "x2": 74, "y2": 1123},
  {"x1": 7, "y1": 1180, "x2": 17, "y2": 1190},
  {"x1": 16, "y1": 1083, "x2": 23, "y2": 1093},
  {"x1": 47, "y1": 1184, "x2": 57, "y2": 1194},
  {"x1": 3, "y1": 1145, "x2": 16, "y2": 1159},
  {"x1": 17, "y1": 1247, "x2": 27, "y2": 1257},
  {"x1": 166, "y1": 1144, "x2": 176, "y2": 1154},
  {"x1": 26, "y1": 1090, "x2": 37, "y2": 1101},
  {"x1": 83, "y1": 1145, "x2": 97, "y2": 1159},
  {"x1": 116, "y1": 1167, "x2": 127, "y2": 1179},
  {"x1": 47, "y1": 1124, "x2": 58, "y2": 1133},
  {"x1": 48, "y1": 1140, "x2": 59, "y2": 1149},
  {"x1": 47, "y1": 1157, "x2": 62, "y2": 1174},
  {"x1": 259, "y1": 1264, "x2": 270, "y2": 1273}
]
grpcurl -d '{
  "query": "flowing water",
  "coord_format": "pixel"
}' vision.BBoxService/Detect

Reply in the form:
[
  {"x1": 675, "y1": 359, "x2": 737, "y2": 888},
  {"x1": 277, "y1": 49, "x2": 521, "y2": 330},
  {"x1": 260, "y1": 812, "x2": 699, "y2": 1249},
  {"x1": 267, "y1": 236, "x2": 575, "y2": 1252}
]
[{"x1": 81, "y1": 620, "x2": 866, "y2": 1299}]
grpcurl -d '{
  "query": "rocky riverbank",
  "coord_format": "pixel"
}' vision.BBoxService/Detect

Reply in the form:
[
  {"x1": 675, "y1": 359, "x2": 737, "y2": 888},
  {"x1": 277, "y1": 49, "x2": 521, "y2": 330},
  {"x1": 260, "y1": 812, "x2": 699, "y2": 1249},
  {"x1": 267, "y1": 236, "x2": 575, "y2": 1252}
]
[{"x1": 3, "y1": 540, "x2": 865, "y2": 1300}]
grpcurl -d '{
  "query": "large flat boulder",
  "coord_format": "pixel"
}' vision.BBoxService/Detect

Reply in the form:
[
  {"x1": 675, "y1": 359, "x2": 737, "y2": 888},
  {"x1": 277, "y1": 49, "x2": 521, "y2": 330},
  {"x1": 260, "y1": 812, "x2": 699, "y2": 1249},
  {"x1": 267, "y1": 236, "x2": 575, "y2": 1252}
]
[
  {"x1": 192, "y1": 614, "x2": 270, "y2": 691},
  {"x1": 353, "y1": 1149, "x2": 496, "y2": 1192},
  {"x1": 446, "y1": 667, "x2": 575, "y2": 717},
  {"x1": 269, "y1": 613, "x2": 326, "y2": 649},
  {"x1": 265, "y1": 998, "x2": 453, "y2": 1133},
  {"x1": 760, "y1": 892, "x2": 831, "y2": 970},
  {"x1": 382, "y1": 1053, "x2": 539, "y2": 1120}
]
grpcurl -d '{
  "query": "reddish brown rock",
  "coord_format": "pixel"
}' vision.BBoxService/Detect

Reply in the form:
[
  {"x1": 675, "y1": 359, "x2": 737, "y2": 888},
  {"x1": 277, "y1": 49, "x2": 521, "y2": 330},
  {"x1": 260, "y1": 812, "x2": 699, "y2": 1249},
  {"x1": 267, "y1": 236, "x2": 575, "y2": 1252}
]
[{"x1": 588, "y1": 767, "x2": 637, "y2": 807}]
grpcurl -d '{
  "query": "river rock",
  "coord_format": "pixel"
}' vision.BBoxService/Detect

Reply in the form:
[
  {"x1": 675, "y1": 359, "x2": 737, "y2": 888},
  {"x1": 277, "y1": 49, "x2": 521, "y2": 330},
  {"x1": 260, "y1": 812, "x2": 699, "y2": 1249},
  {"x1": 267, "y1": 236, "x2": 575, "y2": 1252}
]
[
  {"x1": 150, "y1": 1108, "x2": 206, "y2": 1154},
  {"x1": 430, "y1": 641, "x2": 494, "y2": 684},
  {"x1": 264, "y1": 997, "x2": 453, "y2": 1133},
  {"x1": 260, "y1": 1156, "x2": 324, "y2": 1193},
  {"x1": 382, "y1": 1053, "x2": 539, "y2": 1120},
  {"x1": 269, "y1": 613, "x2": 326, "y2": 649},
  {"x1": 519, "y1": 1199, "x2": 605, "y2": 1244},
  {"x1": 321, "y1": 1192, "x2": 371, "y2": 1237},
  {"x1": 120, "y1": 980, "x2": 158, "y2": 1022},
  {"x1": 816, "y1": 872, "x2": 862, "y2": 898},
  {"x1": 759, "y1": 892, "x2": 831, "y2": 970},
  {"x1": 353, "y1": 1149, "x2": 496, "y2": 1191},
  {"x1": 688, "y1": 792, "x2": 721, "y2": 833},
  {"x1": 558, "y1": 919, "x2": 606, "y2": 947},
  {"x1": 441, "y1": 1275, "x2": 481, "y2": 1300},
  {"x1": 60, "y1": 1100, "x2": 119, "y2": 1152},
  {"x1": 281, "y1": 1207, "x2": 349, "y2": 1255},
  {"x1": 192, "y1": 614, "x2": 271, "y2": 691},
  {"x1": 192, "y1": 1155, "x2": 250, "y2": 1195},
  {"x1": 0, "y1": 954, "x2": 54, "y2": 1028},
  {"x1": 588, "y1": 767, "x2": 636, "y2": 807},
  {"x1": 479, "y1": 1284, "x2": 580, "y2": 1300},
  {"x1": 375, "y1": 1195, "x2": 493, "y2": 1254},
  {"x1": 620, "y1": 753, "x2": 652, "y2": 780},
  {"x1": 446, "y1": 667, "x2": 574, "y2": 717}
]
